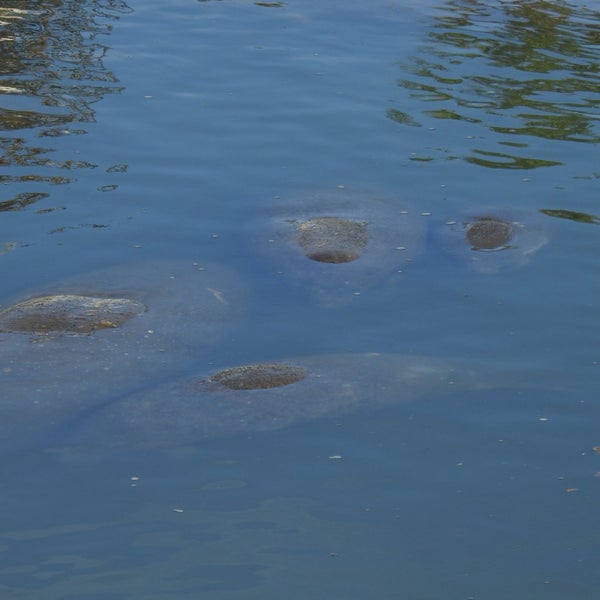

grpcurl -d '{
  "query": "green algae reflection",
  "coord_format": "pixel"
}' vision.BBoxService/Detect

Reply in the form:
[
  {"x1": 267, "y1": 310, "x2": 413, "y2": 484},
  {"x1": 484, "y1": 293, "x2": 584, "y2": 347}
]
[
  {"x1": 390, "y1": 0, "x2": 600, "y2": 169},
  {"x1": 0, "y1": 1, "x2": 131, "y2": 209},
  {"x1": 540, "y1": 209, "x2": 600, "y2": 225}
]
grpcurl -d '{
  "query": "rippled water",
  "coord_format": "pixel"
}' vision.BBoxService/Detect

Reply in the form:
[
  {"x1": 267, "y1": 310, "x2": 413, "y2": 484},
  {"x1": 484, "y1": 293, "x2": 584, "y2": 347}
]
[{"x1": 1, "y1": 1, "x2": 600, "y2": 598}]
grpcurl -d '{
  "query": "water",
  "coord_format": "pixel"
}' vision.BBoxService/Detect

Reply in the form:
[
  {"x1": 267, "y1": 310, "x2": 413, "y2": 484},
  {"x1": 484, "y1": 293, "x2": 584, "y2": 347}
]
[{"x1": 1, "y1": 0, "x2": 600, "y2": 597}]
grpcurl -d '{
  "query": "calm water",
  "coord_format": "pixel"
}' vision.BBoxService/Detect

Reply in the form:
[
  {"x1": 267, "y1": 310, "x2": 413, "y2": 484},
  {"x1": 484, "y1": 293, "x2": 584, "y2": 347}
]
[{"x1": 1, "y1": 0, "x2": 600, "y2": 598}]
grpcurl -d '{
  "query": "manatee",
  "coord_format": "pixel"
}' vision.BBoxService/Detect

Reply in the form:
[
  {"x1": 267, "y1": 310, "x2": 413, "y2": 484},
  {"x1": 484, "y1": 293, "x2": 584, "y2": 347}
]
[
  {"x1": 437, "y1": 208, "x2": 549, "y2": 273},
  {"x1": 256, "y1": 187, "x2": 426, "y2": 306},
  {"x1": 0, "y1": 259, "x2": 248, "y2": 451},
  {"x1": 63, "y1": 353, "x2": 485, "y2": 451}
]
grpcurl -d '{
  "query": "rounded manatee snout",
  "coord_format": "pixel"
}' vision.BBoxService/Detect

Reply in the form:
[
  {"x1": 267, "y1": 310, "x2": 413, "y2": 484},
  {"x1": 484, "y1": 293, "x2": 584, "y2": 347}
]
[{"x1": 465, "y1": 217, "x2": 514, "y2": 251}]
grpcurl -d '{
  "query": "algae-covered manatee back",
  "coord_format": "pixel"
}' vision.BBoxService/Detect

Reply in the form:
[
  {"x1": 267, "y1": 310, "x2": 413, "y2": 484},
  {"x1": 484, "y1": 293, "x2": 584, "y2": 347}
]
[{"x1": 0, "y1": 294, "x2": 146, "y2": 334}]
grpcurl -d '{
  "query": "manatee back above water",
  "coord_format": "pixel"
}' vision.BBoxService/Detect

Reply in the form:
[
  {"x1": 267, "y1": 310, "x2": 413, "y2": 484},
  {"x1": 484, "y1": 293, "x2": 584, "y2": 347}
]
[
  {"x1": 0, "y1": 259, "x2": 249, "y2": 450},
  {"x1": 255, "y1": 187, "x2": 426, "y2": 306},
  {"x1": 436, "y1": 208, "x2": 549, "y2": 273},
  {"x1": 64, "y1": 352, "x2": 485, "y2": 452},
  {"x1": 0, "y1": 294, "x2": 147, "y2": 334}
]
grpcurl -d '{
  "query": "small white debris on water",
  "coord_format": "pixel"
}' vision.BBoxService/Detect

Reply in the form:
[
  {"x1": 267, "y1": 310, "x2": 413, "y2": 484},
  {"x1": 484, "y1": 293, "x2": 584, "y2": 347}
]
[
  {"x1": 208, "y1": 288, "x2": 228, "y2": 304},
  {"x1": 395, "y1": 246, "x2": 407, "y2": 251},
  {"x1": 173, "y1": 508, "x2": 184, "y2": 513},
  {"x1": 329, "y1": 455, "x2": 343, "y2": 460},
  {"x1": 539, "y1": 417, "x2": 549, "y2": 422},
  {"x1": 421, "y1": 212, "x2": 432, "y2": 216}
]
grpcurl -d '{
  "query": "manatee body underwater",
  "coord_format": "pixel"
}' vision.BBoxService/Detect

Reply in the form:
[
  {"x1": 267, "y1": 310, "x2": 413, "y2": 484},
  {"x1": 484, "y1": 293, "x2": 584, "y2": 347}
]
[
  {"x1": 255, "y1": 187, "x2": 427, "y2": 306},
  {"x1": 0, "y1": 259, "x2": 248, "y2": 451},
  {"x1": 63, "y1": 353, "x2": 486, "y2": 452},
  {"x1": 436, "y1": 208, "x2": 549, "y2": 273}
]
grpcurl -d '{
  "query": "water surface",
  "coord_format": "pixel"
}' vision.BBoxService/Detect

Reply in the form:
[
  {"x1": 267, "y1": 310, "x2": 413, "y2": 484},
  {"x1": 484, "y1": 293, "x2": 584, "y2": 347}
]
[{"x1": 1, "y1": 0, "x2": 600, "y2": 598}]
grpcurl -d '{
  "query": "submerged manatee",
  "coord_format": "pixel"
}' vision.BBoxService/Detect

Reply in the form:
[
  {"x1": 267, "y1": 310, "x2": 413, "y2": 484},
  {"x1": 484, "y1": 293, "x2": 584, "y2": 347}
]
[
  {"x1": 65, "y1": 353, "x2": 484, "y2": 451},
  {"x1": 437, "y1": 209, "x2": 549, "y2": 273},
  {"x1": 0, "y1": 259, "x2": 248, "y2": 451},
  {"x1": 257, "y1": 187, "x2": 426, "y2": 306}
]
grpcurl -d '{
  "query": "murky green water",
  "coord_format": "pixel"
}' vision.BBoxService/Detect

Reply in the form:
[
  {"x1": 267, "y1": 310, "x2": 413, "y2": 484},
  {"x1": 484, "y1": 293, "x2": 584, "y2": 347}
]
[{"x1": 1, "y1": 1, "x2": 600, "y2": 598}]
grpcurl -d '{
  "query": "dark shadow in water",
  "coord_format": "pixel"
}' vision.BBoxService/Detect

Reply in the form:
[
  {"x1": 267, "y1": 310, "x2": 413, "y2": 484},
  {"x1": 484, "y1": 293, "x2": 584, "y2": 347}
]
[
  {"x1": 390, "y1": 0, "x2": 600, "y2": 169},
  {"x1": 0, "y1": 0, "x2": 132, "y2": 207}
]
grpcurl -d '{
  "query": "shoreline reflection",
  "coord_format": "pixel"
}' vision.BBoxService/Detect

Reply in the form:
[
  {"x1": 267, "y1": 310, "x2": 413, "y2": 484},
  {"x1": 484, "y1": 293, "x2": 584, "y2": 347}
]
[
  {"x1": 0, "y1": 1, "x2": 132, "y2": 210},
  {"x1": 390, "y1": 0, "x2": 600, "y2": 169}
]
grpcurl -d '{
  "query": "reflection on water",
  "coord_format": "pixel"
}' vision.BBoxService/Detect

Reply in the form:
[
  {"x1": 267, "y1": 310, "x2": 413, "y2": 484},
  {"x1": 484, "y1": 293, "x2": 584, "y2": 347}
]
[
  {"x1": 390, "y1": 0, "x2": 600, "y2": 168},
  {"x1": 0, "y1": 0, "x2": 131, "y2": 208},
  {"x1": 540, "y1": 207, "x2": 600, "y2": 224}
]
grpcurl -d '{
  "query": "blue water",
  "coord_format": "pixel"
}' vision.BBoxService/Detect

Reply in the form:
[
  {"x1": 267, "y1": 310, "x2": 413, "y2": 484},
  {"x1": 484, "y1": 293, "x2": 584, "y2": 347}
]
[{"x1": 1, "y1": 0, "x2": 600, "y2": 597}]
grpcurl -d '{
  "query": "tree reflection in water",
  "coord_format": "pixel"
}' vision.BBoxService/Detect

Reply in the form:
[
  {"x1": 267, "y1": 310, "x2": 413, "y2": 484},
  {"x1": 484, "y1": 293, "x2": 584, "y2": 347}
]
[
  {"x1": 389, "y1": 0, "x2": 600, "y2": 169},
  {"x1": 0, "y1": 0, "x2": 132, "y2": 212}
]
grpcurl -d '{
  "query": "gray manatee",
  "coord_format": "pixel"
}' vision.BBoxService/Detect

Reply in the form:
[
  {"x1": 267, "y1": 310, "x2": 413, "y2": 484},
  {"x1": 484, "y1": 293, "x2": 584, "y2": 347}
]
[
  {"x1": 255, "y1": 187, "x2": 426, "y2": 306},
  {"x1": 436, "y1": 208, "x2": 549, "y2": 273},
  {"x1": 0, "y1": 259, "x2": 248, "y2": 450},
  {"x1": 64, "y1": 352, "x2": 486, "y2": 451}
]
